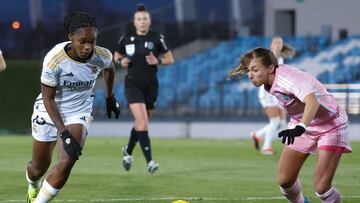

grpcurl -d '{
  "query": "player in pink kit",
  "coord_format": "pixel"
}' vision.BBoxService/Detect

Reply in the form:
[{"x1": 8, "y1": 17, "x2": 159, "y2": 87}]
[
  {"x1": 251, "y1": 36, "x2": 295, "y2": 155},
  {"x1": 228, "y1": 48, "x2": 351, "y2": 203}
]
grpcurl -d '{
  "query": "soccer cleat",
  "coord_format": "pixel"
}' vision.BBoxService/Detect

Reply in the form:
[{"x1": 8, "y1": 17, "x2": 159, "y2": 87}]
[
  {"x1": 304, "y1": 196, "x2": 311, "y2": 203},
  {"x1": 251, "y1": 132, "x2": 260, "y2": 150},
  {"x1": 122, "y1": 146, "x2": 132, "y2": 171},
  {"x1": 147, "y1": 160, "x2": 159, "y2": 174},
  {"x1": 26, "y1": 188, "x2": 39, "y2": 203},
  {"x1": 261, "y1": 148, "x2": 274, "y2": 155}
]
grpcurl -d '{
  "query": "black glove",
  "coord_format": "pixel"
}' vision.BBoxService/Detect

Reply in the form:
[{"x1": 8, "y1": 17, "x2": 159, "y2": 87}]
[
  {"x1": 60, "y1": 130, "x2": 82, "y2": 160},
  {"x1": 106, "y1": 94, "x2": 120, "y2": 119},
  {"x1": 278, "y1": 125, "x2": 306, "y2": 145}
]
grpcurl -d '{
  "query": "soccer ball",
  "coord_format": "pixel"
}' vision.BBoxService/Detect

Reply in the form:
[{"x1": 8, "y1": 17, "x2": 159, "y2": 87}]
[{"x1": 172, "y1": 200, "x2": 189, "y2": 203}]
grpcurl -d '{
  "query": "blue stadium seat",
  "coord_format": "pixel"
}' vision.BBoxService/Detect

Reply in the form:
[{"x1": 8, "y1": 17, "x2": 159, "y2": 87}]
[{"x1": 95, "y1": 35, "x2": 360, "y2": 113}]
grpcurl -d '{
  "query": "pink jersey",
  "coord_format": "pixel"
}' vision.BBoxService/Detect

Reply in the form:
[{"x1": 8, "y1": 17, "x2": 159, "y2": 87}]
[{"x1": 265, "y1": 64, "x2": 348, "y2": 136}]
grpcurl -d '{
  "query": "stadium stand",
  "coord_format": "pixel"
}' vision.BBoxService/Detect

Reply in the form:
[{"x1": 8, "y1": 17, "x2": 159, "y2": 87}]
[{"x1": 93, "y1": 36, "x2": 360, "y2": 117}]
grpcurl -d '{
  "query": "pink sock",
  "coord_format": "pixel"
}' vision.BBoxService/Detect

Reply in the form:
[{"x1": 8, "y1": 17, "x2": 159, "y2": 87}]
[
  {"x1": 316, "y1": 186, "x2": 341, "y2": 203},
  {"x1": 279, "y1": 179, "x2": 304, "y2": 203}
]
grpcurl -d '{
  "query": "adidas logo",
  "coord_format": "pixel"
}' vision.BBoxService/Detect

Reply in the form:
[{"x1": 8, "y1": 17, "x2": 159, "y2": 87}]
[{"x1": 60, "y1": 72, "x2": 74, "y2": 77}]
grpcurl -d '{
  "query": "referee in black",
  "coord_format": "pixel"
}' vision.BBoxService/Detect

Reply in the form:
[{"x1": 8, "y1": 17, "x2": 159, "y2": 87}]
[{"x1": 113, "y1": 4, "x2": 174, "y2": 174}]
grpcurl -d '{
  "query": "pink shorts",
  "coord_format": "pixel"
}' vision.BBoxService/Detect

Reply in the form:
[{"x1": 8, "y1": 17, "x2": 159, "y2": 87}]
[{"x1": 287, "y1": 122, "x2": 352, "y2": 154}]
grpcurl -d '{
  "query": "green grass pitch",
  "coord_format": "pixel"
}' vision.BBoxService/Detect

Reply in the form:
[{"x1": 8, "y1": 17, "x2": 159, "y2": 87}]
[{"x1": 0, "y1": 135, "x2": 359, "y2": 203}]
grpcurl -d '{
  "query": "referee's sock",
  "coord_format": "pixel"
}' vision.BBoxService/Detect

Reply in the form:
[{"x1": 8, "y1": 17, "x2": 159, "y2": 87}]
[
  {"x1": 126, "y1": 127, "x2": 138, "y2": 155},
  {"x1": 138, "y1": 131, "x2": 152, "y2": 163}
]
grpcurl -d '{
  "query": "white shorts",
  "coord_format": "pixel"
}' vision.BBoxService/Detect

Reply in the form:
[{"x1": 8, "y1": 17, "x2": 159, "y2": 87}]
[
  {"x1": 258, "y1": 85, "x2": 281, "y2": 108},
  {"x1": 31, "y1": 109, "x2": 93, "y2": 142}
]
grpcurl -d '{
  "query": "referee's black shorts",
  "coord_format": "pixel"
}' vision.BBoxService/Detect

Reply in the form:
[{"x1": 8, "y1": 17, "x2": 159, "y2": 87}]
[{"x1": 124, "y1": 75, "x2": 159, "y2": 110}]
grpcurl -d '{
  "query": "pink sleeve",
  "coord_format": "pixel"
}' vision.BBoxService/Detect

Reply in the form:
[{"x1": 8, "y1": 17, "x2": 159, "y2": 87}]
[
  {"x1": 287, "y1": 69, "x2": 316, "y2": 102},
  {"x1": 291, "y1": 81, "x2": 315, "y2": 102}
]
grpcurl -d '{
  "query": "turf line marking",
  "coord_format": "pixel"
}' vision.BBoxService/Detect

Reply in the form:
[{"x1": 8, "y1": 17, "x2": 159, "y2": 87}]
[
  {"x1": 87, "y1": 196, "x2": 285, "y2": 202},
  {"x1": 1, "y1": 195, "x2": 360, "y2": 202}
]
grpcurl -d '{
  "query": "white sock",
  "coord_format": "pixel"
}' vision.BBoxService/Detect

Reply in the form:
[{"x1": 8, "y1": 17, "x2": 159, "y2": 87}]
[
  {"x1": 26, "y1": 169, "x2": 42, "y2": 191},
  {"x1": 316, "y1": 186, "x2": 341, "y2": 203},
  {"x1": 279, "y1": 179, "x2": 304, "y2": 203},
  {"x1": 34, "y1": 179, "x2": 60, "y2": 203},
  {"x1": 262, "y1": 117, "x2": 280, "y2": 150},
  {"x1": 280, "y1": 119, "x2": 287, "y2": 131},
  {"x1": 256, "y1": 123, "x2": 270, "y2": 138}
]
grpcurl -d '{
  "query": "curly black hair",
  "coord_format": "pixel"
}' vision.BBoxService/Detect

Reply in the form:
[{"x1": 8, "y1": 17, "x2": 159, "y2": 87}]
[
  {"x1": 136, "y1": 3, "x2": 147, "y2": 12},
  {"x1": 63, "y1": 11, "x2": 97, "y2": 33}
]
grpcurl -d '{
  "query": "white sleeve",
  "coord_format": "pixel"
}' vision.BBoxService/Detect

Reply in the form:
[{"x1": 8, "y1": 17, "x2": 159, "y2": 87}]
[
  {"x1": 41, "y1": 60, "x2": 59, "y2": 87},
  {"x1": 103, "y1": 48, "x2": 113, "y2": 69},
  {"x1": 95, "y1": 46, "x2": 113, "y2": 69}
]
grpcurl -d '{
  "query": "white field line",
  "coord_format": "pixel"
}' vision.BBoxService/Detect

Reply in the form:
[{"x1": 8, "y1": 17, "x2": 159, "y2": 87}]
[{"x1": 1, "y1": 195, "x2": 360, "y2": 202}]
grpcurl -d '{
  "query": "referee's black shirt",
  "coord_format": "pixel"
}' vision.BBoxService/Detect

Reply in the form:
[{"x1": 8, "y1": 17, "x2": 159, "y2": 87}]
[{"x1": 115, "y1": 30, "x2": 170, "y2": 79}]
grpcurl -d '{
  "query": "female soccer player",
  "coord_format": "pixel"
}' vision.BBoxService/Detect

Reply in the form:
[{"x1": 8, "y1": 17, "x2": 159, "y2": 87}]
[
  {"x1": 25, "y1": 12, "x2": 120, "y2": 202},
  {"x1": 113, "y1": 4, "x2": 174, "y2": 174},
  {"x1": 251, "y1": 36, "x2": 295, "y2": 155},
  {"x1": 229, "y1": 47, "x2": 351, "y2": 203},
  {"x1": 0, "y1": 49, "x2": 6, "y2": 72}
]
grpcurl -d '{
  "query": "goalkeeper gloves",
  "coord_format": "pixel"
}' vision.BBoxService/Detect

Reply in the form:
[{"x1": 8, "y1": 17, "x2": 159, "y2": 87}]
[
  {"x1": 106, "y1": 94, "x2": 120, "y2": 119},
  {"x1": 278, "y1": 125, "x2": 306, "y2": 145},
  {"x1": 60, "y1": 130, "x2": 82, "y2": 160}
]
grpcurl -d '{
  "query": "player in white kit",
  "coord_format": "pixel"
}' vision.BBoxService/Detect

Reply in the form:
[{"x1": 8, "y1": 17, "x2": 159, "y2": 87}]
[
  {"x1": 229, "y1": 48, "x2": 351, "y2": 203},
  {"x1": 0, "y1": 49, "x2": 6, "y2": 72},
  {"x1": 25, "y1": 12, "x2": 120, "y2": 203},
  {"x1": 251, "y1": 36, "x2": 295, "y2": 155}
]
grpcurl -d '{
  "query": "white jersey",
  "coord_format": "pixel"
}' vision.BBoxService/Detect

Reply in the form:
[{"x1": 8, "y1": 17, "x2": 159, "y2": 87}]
[
  {"x1": 33, "y1": 41, "x2": 112, "y2": 120},
  {"x1": 258, "y1": 56, "x2": 284, "y2": 108}
]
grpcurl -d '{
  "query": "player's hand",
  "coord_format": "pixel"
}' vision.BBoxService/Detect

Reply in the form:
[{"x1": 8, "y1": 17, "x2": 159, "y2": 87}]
[
  {"x1": 146, "y1": 52, "x2": 160, "y2": 65},
  {"x1": 120, "y1": 57, "x2": 131, "y2": 68},
  {"x1": 106, "y1": 94, "x2": 120, "y2": 119},
  {"x1": 60, "y1": 130, "x2": 82, "y2": 160},
  {"x1": 278, "y1": 125, "x2": 306, "y2": 145}
]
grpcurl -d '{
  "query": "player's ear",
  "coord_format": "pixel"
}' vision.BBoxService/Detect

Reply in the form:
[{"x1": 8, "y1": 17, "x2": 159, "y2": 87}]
[
  {"x1": 68, "y1": 33, "x2": 73, "y2": 41},
  {"x1": 268, "y1": 64, "x2": 276, "y2": 74}
]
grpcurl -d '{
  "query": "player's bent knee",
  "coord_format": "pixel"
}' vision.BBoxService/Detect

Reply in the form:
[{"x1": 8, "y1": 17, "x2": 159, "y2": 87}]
[
  {"x1": 278, "y1": 175, "x2": 296, "y2": 188},
  {"x1": 135, "y1": 122, "x2": 148, "y2": 131},
  {"x1": 56, "y1": 159, "x2": 76, "y2": 175}
]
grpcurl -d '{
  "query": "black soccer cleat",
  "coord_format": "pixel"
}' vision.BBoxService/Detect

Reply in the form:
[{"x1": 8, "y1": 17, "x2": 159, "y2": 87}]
[
  {"x1": 122, "y1": 146, "x2": 132, "y2": 171},
  {"x1": 251, "y1": 132, "x2": 260, "y2": 151}
]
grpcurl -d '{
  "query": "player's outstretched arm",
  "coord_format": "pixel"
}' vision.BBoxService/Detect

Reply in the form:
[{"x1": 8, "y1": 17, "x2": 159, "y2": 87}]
[
  {"x1": 300, "y1": 93, "x2": 320, "y2": 126},
  {"x1": 42, "y1": 84, "x2": 82, "y2": 159},
  {"x1": 0, "y1": 51, "x2": 6, "y2": 72},
  {"x1": 278, "y1": 93, "x2": 319, "y2": 145},
  {"x1": 103, "y1": 62, "x2": 120, "y2": 119},
  {"x1": 42, "y1": 84, "x2": 67, "y2": 133}
]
